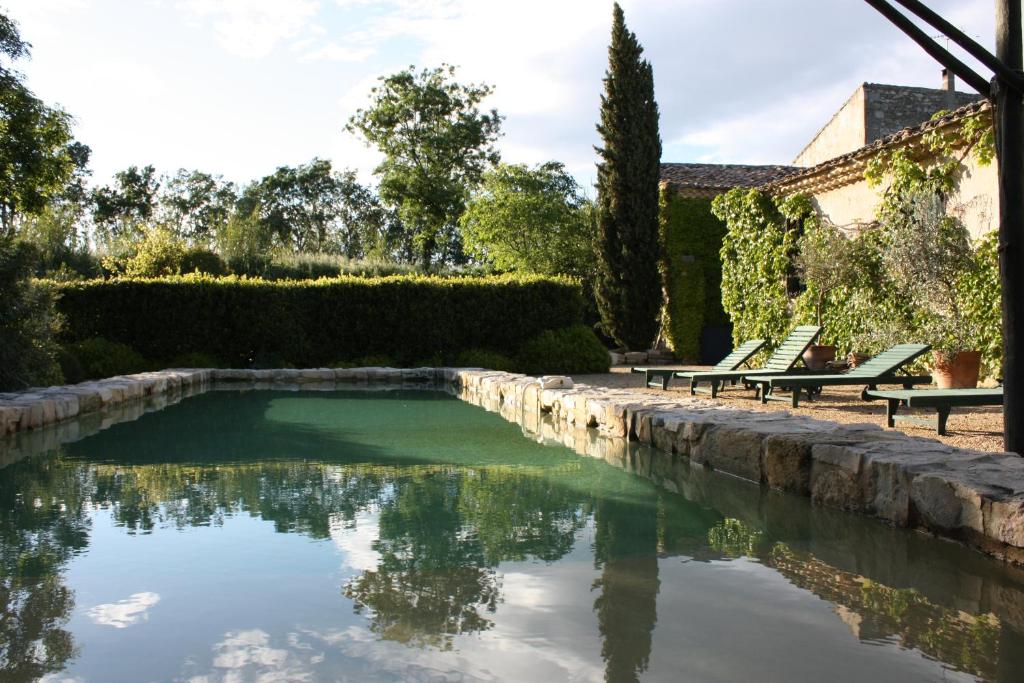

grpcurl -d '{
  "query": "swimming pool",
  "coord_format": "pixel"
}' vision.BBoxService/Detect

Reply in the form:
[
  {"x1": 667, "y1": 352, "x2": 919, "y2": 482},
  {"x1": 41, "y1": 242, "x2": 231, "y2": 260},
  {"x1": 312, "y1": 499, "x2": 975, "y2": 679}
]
[{"x1": 1, "y1": 388, "x2": 1021, "y2": 682}]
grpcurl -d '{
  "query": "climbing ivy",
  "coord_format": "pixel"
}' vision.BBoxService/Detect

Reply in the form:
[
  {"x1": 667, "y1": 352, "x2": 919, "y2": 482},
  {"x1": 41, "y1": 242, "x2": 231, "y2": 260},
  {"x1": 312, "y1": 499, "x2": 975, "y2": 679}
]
[
  {"x1": 711, "y1": 189, "x2": 800, "y2": 351},
  {"x1": 715, "y1": 107, "x2": 1002, "y2": 377},
  {"x1": 659, "y1": 192, "x2": 726, "y2": 360}
]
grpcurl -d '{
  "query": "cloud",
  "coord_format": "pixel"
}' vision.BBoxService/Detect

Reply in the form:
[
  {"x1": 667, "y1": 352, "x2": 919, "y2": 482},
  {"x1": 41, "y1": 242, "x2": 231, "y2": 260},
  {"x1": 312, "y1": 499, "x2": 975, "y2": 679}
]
[
  {"x1": 329, "y1": 510, "x2": 381, "y2": 572},
  {"x1": 185, "y1": 629, "x2": 316, "y2": 683},
  {"x1": 176, "y1": 0, "x2": 321, "y2": 59},
  {"x1": 86, "y1": 591, "x2": 161, "y2": 629},
  {"x1": 301, "y1": 41, "x2": 374, "y2": 63}
]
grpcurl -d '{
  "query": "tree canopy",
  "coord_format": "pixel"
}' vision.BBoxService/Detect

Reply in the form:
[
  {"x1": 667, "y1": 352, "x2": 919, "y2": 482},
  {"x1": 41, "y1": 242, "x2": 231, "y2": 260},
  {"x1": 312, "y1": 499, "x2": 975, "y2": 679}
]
[
  {"x1": 236, "y1": 158, "x2": 393, "y2": 258},
  {"x1": 459, "y1": 161, "x2": 594, "y2": 277},
  {"x1": 347, "y1": 64, "x2": 503, "y2": 270},
  {"x1": 0, "y1": 14, "x2": 84, "y2": 236},
  {"x1": 91, "y1": 165, "x2": 160, "y2": 239}
]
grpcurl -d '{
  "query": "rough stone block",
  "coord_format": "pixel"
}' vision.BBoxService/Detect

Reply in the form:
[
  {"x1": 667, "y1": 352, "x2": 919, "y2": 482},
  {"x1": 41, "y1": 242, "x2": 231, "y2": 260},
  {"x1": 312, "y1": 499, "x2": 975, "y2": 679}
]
[
  {"x1": 691, "y1": 426, "x2": 764, "y2": 483},
  {"x1": 763, "y1": 433, "x2": 815, "y2": 495}
]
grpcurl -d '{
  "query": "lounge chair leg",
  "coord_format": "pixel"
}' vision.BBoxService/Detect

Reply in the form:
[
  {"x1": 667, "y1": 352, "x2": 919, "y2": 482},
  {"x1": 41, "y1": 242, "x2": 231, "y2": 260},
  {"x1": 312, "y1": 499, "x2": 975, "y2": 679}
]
[
  {"x1": 690, "y1": 380, "x2": 696, "y2": 396},
  {"x1": 886, "y1": 399, "x2": 899, "y2": 428},
  {"x1": 936, "y1": 406, "x2": 951, "y2": 435},
  {"x1": 710, "y1": 380, "x2": 719, "y2": 398},
  {"x1": 660, "y1": 375, "x2": 669, "y2": 390},
  {"x1": 760, "y1": 387, "x2": 768, "y2": 404},
  {"x1": 791, "y1": 389, "x2": 800, "y2": 408}
]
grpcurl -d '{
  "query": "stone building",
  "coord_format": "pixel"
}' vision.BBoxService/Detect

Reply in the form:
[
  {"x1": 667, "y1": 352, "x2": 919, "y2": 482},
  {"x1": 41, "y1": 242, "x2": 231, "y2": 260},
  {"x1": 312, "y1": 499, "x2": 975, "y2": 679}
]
[
  {"x1": 793, "y1": 76, "x2": 980, "y2": 167},
  {"x1": 769, "y1": 98, "x2": 994, "y2": 239},
  {"x1": 657, "y1": 75, "x2": 992, "y2": 360}
]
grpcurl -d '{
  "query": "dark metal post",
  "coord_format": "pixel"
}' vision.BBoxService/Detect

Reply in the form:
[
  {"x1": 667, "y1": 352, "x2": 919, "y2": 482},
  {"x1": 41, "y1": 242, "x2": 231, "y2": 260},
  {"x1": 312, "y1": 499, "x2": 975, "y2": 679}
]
[{"x1": 995, "y1": 0, "x2": 1024, "y2": 453}]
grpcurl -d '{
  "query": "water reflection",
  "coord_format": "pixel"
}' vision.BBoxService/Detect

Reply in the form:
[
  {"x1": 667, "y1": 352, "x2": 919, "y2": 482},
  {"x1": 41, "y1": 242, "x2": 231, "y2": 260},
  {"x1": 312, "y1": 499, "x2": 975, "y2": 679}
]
[
  {"x1": 0, "y1": 453, "x2": 86, "y2": 681},
  {"x1": 0, "y1": 389, "x2": 1022, "y2": 682}
]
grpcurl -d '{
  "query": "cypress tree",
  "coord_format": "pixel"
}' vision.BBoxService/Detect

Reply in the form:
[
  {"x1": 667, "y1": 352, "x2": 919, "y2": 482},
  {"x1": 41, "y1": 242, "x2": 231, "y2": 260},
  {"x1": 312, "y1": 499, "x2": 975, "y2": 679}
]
[{"x1": 594, "y1": 3, "x2": 663, "y2": 351}]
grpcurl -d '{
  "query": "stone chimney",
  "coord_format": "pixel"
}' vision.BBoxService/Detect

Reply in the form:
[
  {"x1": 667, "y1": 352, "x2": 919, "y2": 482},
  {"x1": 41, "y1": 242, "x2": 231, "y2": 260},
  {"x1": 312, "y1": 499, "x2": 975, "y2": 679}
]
[{"x1": 942, "y1": 68, "x2": 955, "y2": 91}]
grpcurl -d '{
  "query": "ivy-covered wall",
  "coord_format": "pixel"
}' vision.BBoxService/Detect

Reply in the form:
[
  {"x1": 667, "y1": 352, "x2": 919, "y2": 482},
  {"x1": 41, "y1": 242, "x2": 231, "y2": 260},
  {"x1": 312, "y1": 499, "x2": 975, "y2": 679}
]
[
  {"x1": 659, "y1": 191, "x2": 729, "y2": 361},
  {"x1": 710, "y1": 109, "x2": 1002, "y2": 379}
]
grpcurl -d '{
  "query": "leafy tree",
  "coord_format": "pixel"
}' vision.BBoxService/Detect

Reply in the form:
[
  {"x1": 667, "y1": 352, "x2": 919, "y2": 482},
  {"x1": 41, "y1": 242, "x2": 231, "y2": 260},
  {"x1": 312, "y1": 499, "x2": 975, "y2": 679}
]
[
  {"x1": 594, "y1": 4, "x2": 662, "y2": 350},
  {"x1": 158, "y1": 169, "x2": 236, "y2": 245},
  {"x1": 459, "y1": 161, "x2": 595, "y2": 277},
  {"x1": 0, "y1": 12, "x2": 30, "y2": 76},
  {"x1": 215, "y1": 207, "x2": 273, "y2": 275},
  {"x1": 347, "y1": 64, "x2": 503, "y2": 270},
  {"x1": 238, "y1": 158, "x2": 389, "y2": 257},
  {"x1": 91, "y1": 165, "x2": 160, "y2": 240},
  {"x1": 0, "y1": 12, "x2": 83, "y2": 237}
]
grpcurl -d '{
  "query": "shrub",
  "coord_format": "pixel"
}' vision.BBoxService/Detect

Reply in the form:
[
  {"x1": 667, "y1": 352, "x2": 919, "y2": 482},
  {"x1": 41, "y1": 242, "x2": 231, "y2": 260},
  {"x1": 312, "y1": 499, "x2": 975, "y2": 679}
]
[
  {"x1": 121, "y1": 228, "x2": 187, "y2": 277},
  {"x1": 331, "y1": 355, "x2": 398, "y2": 368},
  {"x1": 65, "y1": 338, "x2": 148, "y2": 380},
  {"x1": 166, "y1": 351, "x2": 222, "y2": 368},
  {"x1": 180, "y1": 247, "x2": 227, "y2": 276},
  {"x1": 56, "y1": 274, "x2": 584, "y2": 368},
  {"x1": 56, "y1": 346, "x2": 84, "y2": 384},
  {"x1": 0, "y1": 238, "x2": 63, "y2": 390},
  {"x1": 455, "y1": 348, "x2": 516, "y2": 371},
  {"x1": 515, "y1": 325, "x2": 610, "y2": 375}
]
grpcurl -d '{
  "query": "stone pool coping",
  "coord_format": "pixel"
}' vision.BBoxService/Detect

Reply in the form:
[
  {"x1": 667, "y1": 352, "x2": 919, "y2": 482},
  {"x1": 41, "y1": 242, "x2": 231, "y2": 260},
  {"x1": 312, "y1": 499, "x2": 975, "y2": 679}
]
[{"x1": 1, "y1": 366, "x2": 1023, "y2": 564}]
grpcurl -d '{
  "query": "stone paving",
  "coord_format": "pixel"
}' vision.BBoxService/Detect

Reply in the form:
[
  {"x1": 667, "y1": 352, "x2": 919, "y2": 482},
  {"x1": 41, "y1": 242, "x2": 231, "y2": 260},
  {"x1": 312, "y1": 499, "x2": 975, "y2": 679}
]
[{"x1": 1, "y1": 366, "x2": 1023, "y2": 564}]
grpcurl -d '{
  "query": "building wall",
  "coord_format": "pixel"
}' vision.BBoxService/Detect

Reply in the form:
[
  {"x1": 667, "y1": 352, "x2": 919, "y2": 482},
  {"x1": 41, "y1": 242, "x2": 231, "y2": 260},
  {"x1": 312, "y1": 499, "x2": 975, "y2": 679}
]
[
  {"x1": 863, "y1": 84, "x2": 979, "y2": 145},
  {"x1": 794, "y1": 83, "x2": 981, "y2": 169},
  {"x1": 793, "y1": 87, "x2": 866, "y2": 167},
  {"x1": 809, "y1": 154, "x2": 997, "y2": 241}
]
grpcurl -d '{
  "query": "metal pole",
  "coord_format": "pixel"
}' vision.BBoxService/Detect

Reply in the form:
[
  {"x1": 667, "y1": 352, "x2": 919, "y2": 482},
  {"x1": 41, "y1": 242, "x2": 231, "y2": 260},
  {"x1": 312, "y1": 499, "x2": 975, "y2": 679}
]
[{"x1": 995, "y1": 0, "x2": 1024, "y2": 453}]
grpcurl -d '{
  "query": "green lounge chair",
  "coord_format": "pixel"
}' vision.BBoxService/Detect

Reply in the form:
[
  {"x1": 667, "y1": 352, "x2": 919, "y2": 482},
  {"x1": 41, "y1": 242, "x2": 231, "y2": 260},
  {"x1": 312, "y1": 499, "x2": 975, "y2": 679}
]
[
  {"x1": 863, "y1": 387, "x2": 1003, "y2": 435},
  {"x1": 749, "y1": 343, "x2": 933, "y2": 407},
  {"x1": 630, "y1": 338, "x2": 766, "y2": 390},
  {"x1": 672, "y1": 325, "x2": 822, "y2": 397}
]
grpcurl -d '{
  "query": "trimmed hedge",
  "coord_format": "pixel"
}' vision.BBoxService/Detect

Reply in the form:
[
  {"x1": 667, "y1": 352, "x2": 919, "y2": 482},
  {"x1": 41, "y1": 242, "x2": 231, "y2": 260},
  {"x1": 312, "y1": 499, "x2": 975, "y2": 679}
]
[
  {"x1": 55, "y1": 274, "x2": 585, "y2": 368},
  {"x1": 660, "y1": 191, "x2": 729, "y2": 360},
  {"x1": 516, "y1": 324, "x2": 610, "y2": 375}
]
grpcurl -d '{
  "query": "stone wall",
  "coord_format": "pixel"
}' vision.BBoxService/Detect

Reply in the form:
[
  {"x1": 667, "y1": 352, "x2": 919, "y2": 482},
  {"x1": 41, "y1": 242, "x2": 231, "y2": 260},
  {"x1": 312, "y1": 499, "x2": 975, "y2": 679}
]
[
  {"x1": 2, "y1": 367, "x2": 1023, "y2": 564},
  {"x1": 793, "y1": 83, "x2": 980, "y2": 168},
  {"x1": 452, "y1": 369, "x2": 1024, "y2": 565},
  {"x1": 794, "y1": 86, "x2": 867, "y2": 167}
]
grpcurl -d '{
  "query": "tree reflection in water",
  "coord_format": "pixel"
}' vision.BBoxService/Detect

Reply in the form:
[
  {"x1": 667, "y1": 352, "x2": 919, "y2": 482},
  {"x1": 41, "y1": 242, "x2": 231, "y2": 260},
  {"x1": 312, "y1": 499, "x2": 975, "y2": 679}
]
[
  {"x1": 592, "y1": 494, "x2": 660, "y2": 683},
  {"x1": 344, "y1": 465, "x2": 589, "y2": 649},
  {"x1": 0, "y1": 453, "x2": 86, "y2": 681}
]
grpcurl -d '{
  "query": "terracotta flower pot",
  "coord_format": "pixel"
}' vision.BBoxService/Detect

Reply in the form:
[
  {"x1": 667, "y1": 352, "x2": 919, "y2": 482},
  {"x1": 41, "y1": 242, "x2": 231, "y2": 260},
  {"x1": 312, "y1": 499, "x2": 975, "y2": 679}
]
[
  {"x1": 932, "y1": 350, "x2": 981, "y2": 389},
  {"x1": 802, "y1": 344, "x2": 836, "y2": 371}
]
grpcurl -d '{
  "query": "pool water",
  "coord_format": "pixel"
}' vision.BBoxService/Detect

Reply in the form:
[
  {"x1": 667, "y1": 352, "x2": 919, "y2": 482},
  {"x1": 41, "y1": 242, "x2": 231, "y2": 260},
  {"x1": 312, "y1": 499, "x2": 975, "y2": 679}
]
[{"x1": 1, "y1": 389, "x2": 1023, "y2": 682}]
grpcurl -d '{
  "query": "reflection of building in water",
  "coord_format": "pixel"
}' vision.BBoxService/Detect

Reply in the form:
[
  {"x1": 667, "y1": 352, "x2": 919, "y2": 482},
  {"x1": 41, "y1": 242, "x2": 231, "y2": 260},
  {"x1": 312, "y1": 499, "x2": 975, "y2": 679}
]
[{"x1": 765, "y1": 543, "x2": 1001, "y2": 681}]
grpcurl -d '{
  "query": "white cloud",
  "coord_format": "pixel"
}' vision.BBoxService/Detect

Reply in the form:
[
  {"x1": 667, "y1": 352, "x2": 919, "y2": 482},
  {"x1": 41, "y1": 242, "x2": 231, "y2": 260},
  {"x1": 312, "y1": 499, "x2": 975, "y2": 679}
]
[
  {"x1": 301, "y1": 42, "x2": 374, "y2": 63},
  {"x1": 189, "y1": 629, "x2": 315, "y2": 683},
  {"x1": 177, "y1": 0, "x2": 321, "y2": 59},
  {"x1": 329, "y1": 510, "x2": 381, "y2": 572},
  {"x1": 86, "y1": 591, "x2": 161, "y2": 629}
]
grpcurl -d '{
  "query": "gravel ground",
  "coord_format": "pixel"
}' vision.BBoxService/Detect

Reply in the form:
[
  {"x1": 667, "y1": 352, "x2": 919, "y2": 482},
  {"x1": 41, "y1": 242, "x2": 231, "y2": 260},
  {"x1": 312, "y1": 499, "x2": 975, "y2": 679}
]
[{"x1": 569, "y1": 365, "x2": 1006, "y2": 454}]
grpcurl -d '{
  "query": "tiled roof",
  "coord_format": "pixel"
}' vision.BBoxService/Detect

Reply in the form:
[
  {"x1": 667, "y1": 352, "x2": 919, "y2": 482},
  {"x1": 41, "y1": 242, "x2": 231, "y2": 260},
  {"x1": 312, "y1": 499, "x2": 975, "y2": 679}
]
[
  {"x1": 660, "y1": 163, "x2": 800, "y2": 194},
  {"x1": 767, "y1": 98, "x2": 991, "y2": 194}
]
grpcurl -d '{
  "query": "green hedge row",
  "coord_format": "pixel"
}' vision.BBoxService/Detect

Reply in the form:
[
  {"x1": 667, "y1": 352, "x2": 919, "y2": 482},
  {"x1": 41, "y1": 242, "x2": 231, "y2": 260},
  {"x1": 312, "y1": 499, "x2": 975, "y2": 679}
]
[
  {"x1": 659, "y1": 191, "x2": 729, "y2": 360},
  {"x1": 56, "y1": 274, "x2": 585, "y2": 367}
]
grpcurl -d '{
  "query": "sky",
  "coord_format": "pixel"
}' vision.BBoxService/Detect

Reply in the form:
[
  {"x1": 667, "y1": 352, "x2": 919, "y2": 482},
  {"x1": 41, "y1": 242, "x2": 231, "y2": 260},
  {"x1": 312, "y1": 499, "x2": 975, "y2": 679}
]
[{"x1": 2, "y1": 0, "x2": 997, "y2": 192}]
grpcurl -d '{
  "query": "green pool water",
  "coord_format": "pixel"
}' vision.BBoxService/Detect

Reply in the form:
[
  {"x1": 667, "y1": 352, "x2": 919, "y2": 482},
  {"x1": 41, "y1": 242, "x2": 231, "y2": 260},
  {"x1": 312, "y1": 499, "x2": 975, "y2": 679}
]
[{"x1": 1, "y1": 389, "x2": 1023, "y2": 682}]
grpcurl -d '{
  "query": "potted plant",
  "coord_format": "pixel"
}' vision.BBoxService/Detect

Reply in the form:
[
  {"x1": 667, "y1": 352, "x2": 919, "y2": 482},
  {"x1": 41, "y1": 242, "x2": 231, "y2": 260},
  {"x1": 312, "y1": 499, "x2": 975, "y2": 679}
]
[
  {"x1": 794, "y1": 220, "x2": 853, "y2": 370},
  {"x1": 880, "y1": 190, "x2": 981, "y2": 388}
]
